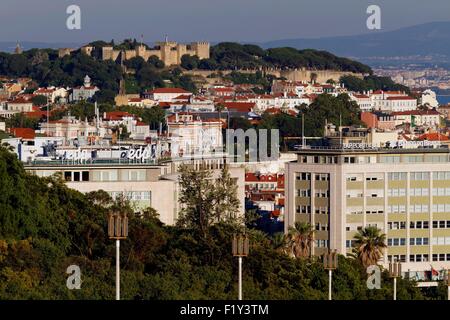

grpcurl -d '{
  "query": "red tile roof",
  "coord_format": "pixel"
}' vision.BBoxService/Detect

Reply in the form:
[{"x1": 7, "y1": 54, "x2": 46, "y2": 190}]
[
  {"x1": 223, "y1": 102, "x2": 255, "y2": 112},
  {"x1": 386, "y1": 96, "x2": 415, "y2": 100},
  {"x1": 418, "y1": 133, "x2": 449, "y2": 141},
  {"x1": 10, "y1": 128, "x2": 35, "y2": 139},
  {"x1": 104, "y1": 111, "x2": 133, "y2": 120},
  {"x1": 148, "y1": 88, "x2": 190, "y2": 94},
  {"x1": 392, "y1": 110, "x2": 440, "y2": 116}
]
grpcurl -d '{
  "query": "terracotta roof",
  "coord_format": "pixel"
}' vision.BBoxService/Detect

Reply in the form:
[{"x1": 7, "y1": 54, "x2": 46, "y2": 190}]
[
  {"x1": 104, "y1": 111, "x2": 133, "y2": 120},
  {"x1": 10, "y1": 128, "x2": 35, "y2": 139},
  {"x1": 417, "y1": 133, "x2": 449, "y2": 141},
  {"x1": 9, "y1": 98, "x2": 32, "y2": 104},
  {"x1": 386, "y1": 96, "x2": 415, "y2": 100},
  {"x1": 174, "y1": 94, "x2": 192, "y2": 100},
  {"x1": 223, "y1": 102, "x2": 255, "y2": 112},
  {"x1": 392, "y1": 110, "x2": 440, "y2": 116},
  {"x1": 148, "y1": 88, "x2": 191, "y2": 94},
  {"x1": 25, "y1": 111, "x2": 47, "y2": 119}
]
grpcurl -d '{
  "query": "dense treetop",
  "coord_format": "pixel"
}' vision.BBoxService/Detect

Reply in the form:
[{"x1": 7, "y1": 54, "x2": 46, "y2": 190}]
[
  {"x1": 0, "y1": 146, "x2": 440, "y2": 299},
  {"x1": 192, "y1": 42, "x2": 372, "y2": 74},
  {"x1": 340, "y1": 75, "x2": 411, "y2": 94}
]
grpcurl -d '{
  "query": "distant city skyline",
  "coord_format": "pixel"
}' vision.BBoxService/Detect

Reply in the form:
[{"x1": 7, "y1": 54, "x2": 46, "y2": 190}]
[{"x1": 1, "y1": 0, "x2": 450, "y2": 44}]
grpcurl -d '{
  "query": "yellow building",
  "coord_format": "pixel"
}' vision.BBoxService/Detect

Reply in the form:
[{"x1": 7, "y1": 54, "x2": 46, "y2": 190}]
[{"x1": 285, "y1": 145, "x2": 450, "y2": 272}]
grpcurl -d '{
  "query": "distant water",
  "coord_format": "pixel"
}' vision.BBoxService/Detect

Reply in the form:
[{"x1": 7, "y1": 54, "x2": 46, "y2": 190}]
[{"x1": 438, "y1": 95, "x2": 450, "y2": 105}]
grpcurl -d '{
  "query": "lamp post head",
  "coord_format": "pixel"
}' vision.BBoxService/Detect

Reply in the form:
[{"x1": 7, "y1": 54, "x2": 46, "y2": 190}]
[
  {"x1": 232, "y1": 234, "x2": 249, "y2": 257},
  {"x1": 388, "y1": 261, "x2": 402, "y2": 278},
  {"x1": 323, "y1": 250, "x2": 338, "y2": 270},
  {"x1": 108, "y1": 211, "x2": 128, "y2": 240}
]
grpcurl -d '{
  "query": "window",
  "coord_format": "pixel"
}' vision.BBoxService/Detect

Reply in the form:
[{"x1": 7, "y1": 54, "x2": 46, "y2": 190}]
[
  {"x1": 388, "y1": 238, "x2": 406, "y2": 246},
  {"x1": 296, "y1": 205, "x2": 311, "y2": 214},
  {"x1": 82, "y1": 171, "x2": 89, "y2": 181},
  {"x1": 297, "y1": 173, "x2": 311, "y2": 181},
  {"x1": 297, "y1": 189, "x2": 311, "y2": 197}
]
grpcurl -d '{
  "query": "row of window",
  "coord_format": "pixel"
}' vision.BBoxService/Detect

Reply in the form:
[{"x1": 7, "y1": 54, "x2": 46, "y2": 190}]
[
  {"x1": 388, "y1": 254, "x2": 450, "y2": 262},
  {"x1": 301, "y1": 171, "x2": 450, "y2": 183},
  {"x1": 315, "y1": 223, "x2": 329, "y2": 231},
  {"x1": 347, "y1": 176, "x2": 383, "y2": 182},
  {"x1": 296, "y1": 206, "x2": 329, "y2": 214},
  {"x1": 348, "y1": 188, "x2": 450, "y2": 197},
  {"x1": 315, "y1": 190, "x2": 329, "y2": 198},
  {"x1": 315, "y1": 240, "x2": 329, "y2": 247},
  {"x1": 432, "y1": 188, "x2": 450, "y2": 196},
  {"x1": 109, "y1": 191, "x2": 151, "y2": 201},
  {"x1": 296, "y1": 173, "x2": 330, "y2": 181},
  {"x1": 431, "y1": 237, "x2": 450, "y2": 245},
  {"x1": 92, "y1": 170, "x2": 147, "y2": 182},
  {"x1": 387, "y1": 220, "x2": 450, "y2": 229},
  {"x1": 387, "y1": 237, "x2": 430, "y2": 246},
  {"x1": 347, "y1": 204, "x2": 450, "y2": 214}
]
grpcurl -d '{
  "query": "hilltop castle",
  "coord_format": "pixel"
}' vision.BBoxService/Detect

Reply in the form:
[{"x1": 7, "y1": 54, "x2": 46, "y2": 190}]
[{"x1": 75, "y1": 40, "x2": 210, "y2": 66}]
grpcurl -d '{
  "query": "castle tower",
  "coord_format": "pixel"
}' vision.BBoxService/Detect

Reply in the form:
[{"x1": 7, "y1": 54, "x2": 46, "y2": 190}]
[{"x1": 191, "y1": 42, "x2": 210, "y2": 60}]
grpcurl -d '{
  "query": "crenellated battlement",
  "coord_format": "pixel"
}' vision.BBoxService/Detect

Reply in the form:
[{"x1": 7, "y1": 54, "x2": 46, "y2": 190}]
[{"x1": 93, "y1": 40, "x2": 210, "y2": 66}]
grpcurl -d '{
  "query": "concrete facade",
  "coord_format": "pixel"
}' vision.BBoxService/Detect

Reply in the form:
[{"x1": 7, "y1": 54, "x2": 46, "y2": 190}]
[
  {"x1": 285, "y1": 147, "x2": 450, "y2": 272},
  {"x1": 99, "y1": 41, "x2": 210, "y2": 66}
]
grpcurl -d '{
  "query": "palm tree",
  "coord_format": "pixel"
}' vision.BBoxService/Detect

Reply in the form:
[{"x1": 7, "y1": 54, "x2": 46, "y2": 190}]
[
  {"x1": 353, "y1": 226, "x2": 387, "y2": 268},
  {"x1": 287, "y1": 222, "x2": 314, "y2": 259},
  {"x1": 271, "y1": 232, "x2": 288, "y2": 255}
]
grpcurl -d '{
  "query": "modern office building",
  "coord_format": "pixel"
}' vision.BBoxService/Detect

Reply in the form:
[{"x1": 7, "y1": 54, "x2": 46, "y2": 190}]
[
  {"x1": 24, "y1": 155, "x2": 245, "y2": 227},
  {"x1": 285, "y1": 144, "x2": 450, "y2": 272}
]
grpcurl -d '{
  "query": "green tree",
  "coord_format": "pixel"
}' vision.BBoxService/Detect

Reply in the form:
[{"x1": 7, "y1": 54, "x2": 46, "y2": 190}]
[
  {"x1": 31, "y1": 95, "x2": 48, "y2": 106},
  {"x1": 181, "y1": 55, "x2": 200, "y2": 70},
  {"x1": 177, "y1": 164, "x2": 240, "y2": 239}
]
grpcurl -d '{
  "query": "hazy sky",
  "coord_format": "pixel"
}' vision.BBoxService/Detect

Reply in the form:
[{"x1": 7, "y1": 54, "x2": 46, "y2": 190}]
[{"x1": 1, "y1": 0, "x2": 450, "y2": 44}]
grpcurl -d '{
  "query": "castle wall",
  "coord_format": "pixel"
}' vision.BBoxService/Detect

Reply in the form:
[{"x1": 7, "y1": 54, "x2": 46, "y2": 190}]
[{"x1": 99, "y1": 41, "x2": 210, "y2": 66}]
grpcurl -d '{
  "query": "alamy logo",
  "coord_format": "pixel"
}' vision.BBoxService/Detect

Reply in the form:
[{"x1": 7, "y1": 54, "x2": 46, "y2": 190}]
[
  {"x1": 169, "y1": 128, "x2": 280, "y2": 163},
  {"x1": 66, "y1": 265, "x2": 81, "y2": 290},
  {"x1": 366, "y1": 265, "x2": 381, "y2": 289},
  {"x1": 226, "y1": 129, "x2": 280, "y2": 163},
  {"x1": 66, "y1": 5, "x2": 81, "y2": 30},
  {"x1": 366, "y1": 5, "x2": 381, "y2": 30}
]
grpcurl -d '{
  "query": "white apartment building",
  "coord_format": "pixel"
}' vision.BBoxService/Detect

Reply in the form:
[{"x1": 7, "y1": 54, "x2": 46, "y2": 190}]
[
  {"x1": 71, "y1": 75, "x2": 99, "y2": 102},
  {"x1": 392, "y1": 110, "x2": 442, "y2": 128},
  {"x1": 167, "y1": 113, "x2": 223, "y2": 157}
]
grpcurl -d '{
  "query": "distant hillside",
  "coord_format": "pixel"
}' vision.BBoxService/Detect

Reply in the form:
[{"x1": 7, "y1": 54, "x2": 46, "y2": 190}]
[
  {"x1": 0, "y1": 41, "x2": 82, "y2": 53},
  {"x1": 261, "y1": 21, "x2": 450, "y2": 58}
]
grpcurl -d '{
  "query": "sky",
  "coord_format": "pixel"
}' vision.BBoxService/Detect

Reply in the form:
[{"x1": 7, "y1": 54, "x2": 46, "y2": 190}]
[{"x1": 1, "y1": 0, "x2": 450, "y2": 44}]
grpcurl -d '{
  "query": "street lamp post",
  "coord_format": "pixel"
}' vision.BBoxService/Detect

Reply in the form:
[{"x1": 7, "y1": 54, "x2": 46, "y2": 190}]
[
  {"x1": 323, "y1": 250, "x2": 338, "y2": 300},
  {"x1": 232, "y1": 234, "x2": 249, "y2": 300},
  {"x1": 389, "y1": 261, "x2": 402, "y2": 300},
  {"x1": 108, "y1": 212, "x2": 128, "y2": 301}
]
